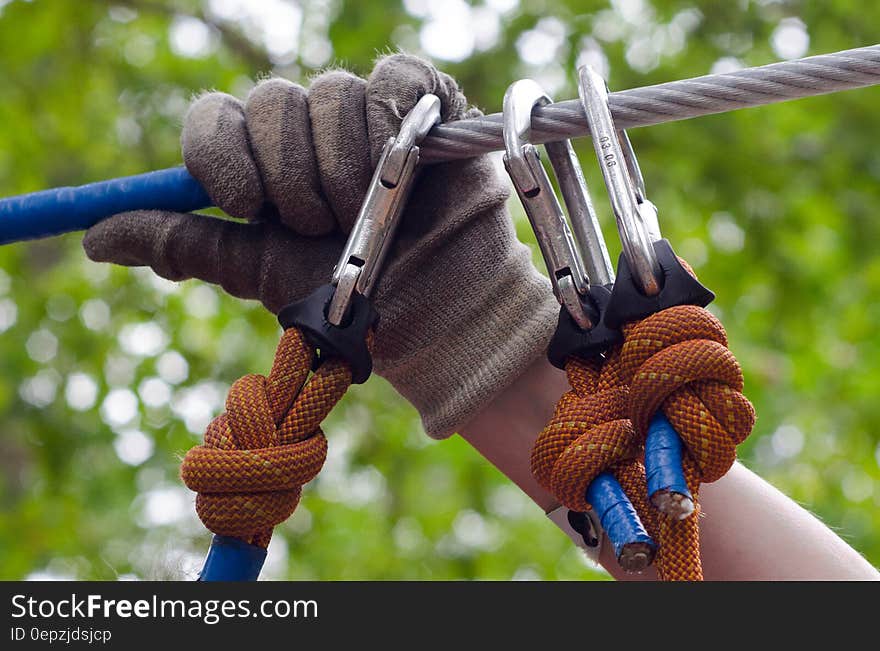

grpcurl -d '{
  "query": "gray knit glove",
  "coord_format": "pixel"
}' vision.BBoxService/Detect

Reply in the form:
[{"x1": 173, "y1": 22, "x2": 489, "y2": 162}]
[{"x1": 83, "y1": 54, "x2": 557, "y2": 439}]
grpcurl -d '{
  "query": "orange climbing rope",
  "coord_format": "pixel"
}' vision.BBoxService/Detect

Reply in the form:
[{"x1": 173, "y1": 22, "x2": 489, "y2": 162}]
[
  {"x1": 532, "y1": 274, "x2": 755, "y2": 580},
  {"x1": 532, "y1": 350, "x2": 659, "y2": 568},
  {"x1": 180, "y1": 94, "x2": 438, "y2": 578},
  {"x1": 180, "y1": 327, "x2": 352, "y2": 549},
  {"x1": 619, "y1": 304, "x2": 755, "y2": 580}
]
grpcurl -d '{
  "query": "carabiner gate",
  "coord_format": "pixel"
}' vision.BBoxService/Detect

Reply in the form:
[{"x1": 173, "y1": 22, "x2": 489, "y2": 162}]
[
  {"x1": 502, "y1": 79, "x2": 612, "y2": 331},
  {"x1": 327, "y1": 93, "x2": 442, "y2": 326},
  {"x1": 578, "y1": 65, "x2": 663, "y2": 297}
]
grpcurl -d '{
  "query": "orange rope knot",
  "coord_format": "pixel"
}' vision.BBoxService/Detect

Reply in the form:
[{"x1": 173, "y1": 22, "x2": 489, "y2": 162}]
[
  {"x1": 531, "y1": 351, "x2": 658, "y2": 547},
  {"x1": 619, "y1": 304, "x2": 756, "y2": 580},
  {"x1": 532, "y1": 252, "x2": 756, "y2": 579},
  {"x1": 180, "y1": 327, "x2": 352, "y2": 549}
]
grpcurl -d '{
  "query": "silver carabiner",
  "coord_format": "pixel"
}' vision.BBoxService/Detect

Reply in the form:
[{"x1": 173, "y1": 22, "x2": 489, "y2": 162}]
[
  {"x1": 577, "y1": 65, "x2": 663, "y2": 297},
  {"x1": 327, "y1": 94, "x2": 442, "y2": 326},
  {"x1": 502, "y1": 79, "x2": 613, "y2": 330}
]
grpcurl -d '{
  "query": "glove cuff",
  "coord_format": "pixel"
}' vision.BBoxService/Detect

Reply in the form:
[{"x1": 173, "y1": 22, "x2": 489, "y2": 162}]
[
  {"x1": 421, "y1": 267, "x2": 558, "y2": 439},
  {"x1": 378, "y1": 236, "x2": 558, "y2": 440}
]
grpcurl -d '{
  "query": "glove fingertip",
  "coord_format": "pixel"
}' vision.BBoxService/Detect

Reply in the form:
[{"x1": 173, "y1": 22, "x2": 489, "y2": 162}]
[
  {"x1": 82, "y1": 210, "x2": 167, "y2": 268},
  {"x1": 368, "y1": 53, "x2": 466, "y2": 117},
  {"x1": 81, "y1": 221, "x2": 110, "y2": 262},
  {"x1": 435, "y1": 69, "x2": 469, "y2": 121},
  {"x1": 308, "y1": 69, "x2": 372, "y2": 234},
  {"x1": 183, "y1": 92, "x2": 265, "y2": 221},
  {"x1": 245, "y1": 77, "x2": 337, "y2": 236},
  {"x1": 366, "y1": 53, "x2": 467, "y2": 162}
]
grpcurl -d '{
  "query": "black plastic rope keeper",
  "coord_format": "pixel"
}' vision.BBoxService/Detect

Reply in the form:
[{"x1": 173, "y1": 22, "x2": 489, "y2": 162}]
[
  {"x1": 547, "y1": 284, "x2": 622, "y2": 368},
  {"x1": 277, "y1": 284, "x2": 377, "y2": 385},
  {"x1": 604, "y1": 239, "x2": 715, "y2": 329}
]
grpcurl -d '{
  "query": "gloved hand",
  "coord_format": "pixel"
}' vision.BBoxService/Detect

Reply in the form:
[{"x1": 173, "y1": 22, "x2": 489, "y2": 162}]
[{"x1": 83, "y1": 54, "x2": 558, "y2": 439}]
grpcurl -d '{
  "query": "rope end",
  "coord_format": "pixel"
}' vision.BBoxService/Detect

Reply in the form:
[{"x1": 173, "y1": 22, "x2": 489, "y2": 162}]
[
  {"x1": 651, "y1": 489, "x2": 695, "y2": 520},
  {"x1": 618, "y1": 542, "x2": 655, "y2": 573}
]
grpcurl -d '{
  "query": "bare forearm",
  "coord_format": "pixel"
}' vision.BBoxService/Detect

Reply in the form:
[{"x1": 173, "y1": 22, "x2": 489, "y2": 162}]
[{"x1": 459, "y1": 357, "x2": 879, "y2": 581}]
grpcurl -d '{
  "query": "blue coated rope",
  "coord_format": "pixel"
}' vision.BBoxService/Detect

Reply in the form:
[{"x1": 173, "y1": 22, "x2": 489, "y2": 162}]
[
  {"x1": 199, "y1": 536, "x2": 267, "y2": 581},
  {"x1": 0, "y1": 166, "x2": 211, "y2": 245},
  {"x1": 585, "y1": 472, "x2": 655, "y2": 559},
  {"x1": 582, "y1": 414, "x2": 688, "y2": 558},
  {"x1": 644, "y1": 412, "x2": 691, "y2": 502}
]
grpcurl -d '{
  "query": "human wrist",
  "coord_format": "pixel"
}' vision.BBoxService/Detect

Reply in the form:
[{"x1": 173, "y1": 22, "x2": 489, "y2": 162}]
[{"x1": 458, "y1": 352, "x2": 569, "y2": 510}]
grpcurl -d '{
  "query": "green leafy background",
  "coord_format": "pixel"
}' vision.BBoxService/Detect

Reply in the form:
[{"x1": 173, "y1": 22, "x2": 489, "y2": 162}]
[{"x1": 0, "y1": 0, "x2": 878, "y2": 580}]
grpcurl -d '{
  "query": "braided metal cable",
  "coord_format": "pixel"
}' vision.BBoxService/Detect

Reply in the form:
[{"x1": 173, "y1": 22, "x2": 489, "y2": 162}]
[{"x1": 420, "y1": 44, "x2": 880, "y2": 162}]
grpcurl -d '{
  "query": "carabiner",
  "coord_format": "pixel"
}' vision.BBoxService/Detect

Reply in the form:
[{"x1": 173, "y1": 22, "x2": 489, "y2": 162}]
[
  {"x1": 502, "y1": 79, "x2": 612, "y2": 330},
  {"x1": 577, "y1": 65, "x2": 663, "y2": 297},
  {"x1": 327, "y1": 93, "x2": 442, "y2": 326}
]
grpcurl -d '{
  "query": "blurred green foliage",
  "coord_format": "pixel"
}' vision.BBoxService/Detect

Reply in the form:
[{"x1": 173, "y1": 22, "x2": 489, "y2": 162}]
[{"x1": 0, "y1": 0, "x2": 878, "y2": 580}]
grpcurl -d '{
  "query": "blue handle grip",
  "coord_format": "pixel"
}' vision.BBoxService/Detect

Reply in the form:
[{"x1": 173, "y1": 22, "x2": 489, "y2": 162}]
[
  {"x1": 199, "y1": 535, "x2": 267, "y2": 581},
  {"x1": 0, "y1": 166, "x2": 212, "y2": 245},
  {"x1": 644, "y1": 412, "x2": 691, "y2": 501}
]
